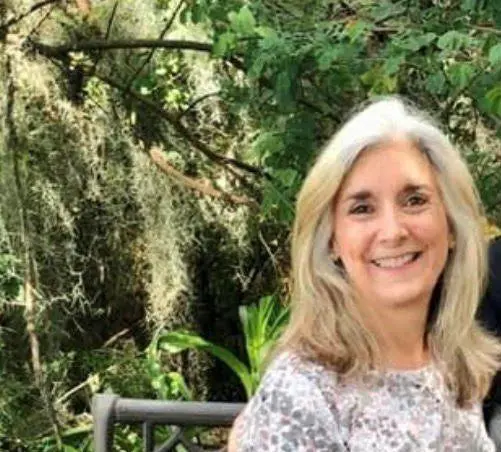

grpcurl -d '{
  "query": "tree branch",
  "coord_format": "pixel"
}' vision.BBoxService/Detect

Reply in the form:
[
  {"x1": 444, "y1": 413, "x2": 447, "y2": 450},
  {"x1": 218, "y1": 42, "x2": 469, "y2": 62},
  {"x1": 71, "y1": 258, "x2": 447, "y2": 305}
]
[
  {"x1": 148, "y1": 147, "x2": 257, "y2": 206},
  {"x1": 28, "y1": 37, "x2": 340, "y2": 121},
  {"x1": 176, "y1": 91, "x2": 220, "y2": 119},
  {"x1": 26, "y1": 45, "x2": 267, "y2": 196},
  {"x1": 25, "y1": 2, "x2": 57, "y2": 39},
  {"x1": 96, "y1": 73, "x2": 269, "y2": 179},
  {"x1": 104, "y1": 1, "x2": 119, "y2": 40},
  {"x1": 472, "y1": 25, "x2": 501, "y2": 37},
  {"x1": 88, "y1": 1, "x2": 119, "y2": 78},
  {"x1": 0, "y1": 0, "x2": 59, "y2": 33},
  {"x1": 126, "y1": 0, "x2": 185, "y2": 91},
  {"x1": 29, "y1": 38, "x2": 213, "y2": 57}
]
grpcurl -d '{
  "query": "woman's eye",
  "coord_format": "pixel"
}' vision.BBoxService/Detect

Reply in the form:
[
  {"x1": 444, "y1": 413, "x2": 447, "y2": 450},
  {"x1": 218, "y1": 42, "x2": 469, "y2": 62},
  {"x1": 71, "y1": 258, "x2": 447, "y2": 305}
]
[
  {"x1": 406, "y1": 195, "x2": 427, "y2": 207},
  {"x1": 349, "y1": 204, "x2": 372, "y2": 215}
]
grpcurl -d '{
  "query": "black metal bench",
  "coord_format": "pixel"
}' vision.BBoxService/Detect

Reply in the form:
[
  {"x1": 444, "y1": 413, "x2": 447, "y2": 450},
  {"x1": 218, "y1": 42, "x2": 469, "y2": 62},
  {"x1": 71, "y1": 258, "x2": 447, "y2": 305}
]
[{"x1": 92, "y1": 394, "x2": 245, "y2": 451}]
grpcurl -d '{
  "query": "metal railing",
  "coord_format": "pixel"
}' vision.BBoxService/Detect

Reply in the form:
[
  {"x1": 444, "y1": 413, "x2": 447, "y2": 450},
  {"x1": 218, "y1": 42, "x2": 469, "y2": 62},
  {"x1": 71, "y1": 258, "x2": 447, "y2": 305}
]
[{"x1": 92, "y1": 394, "x2": 245, "y2": 452}]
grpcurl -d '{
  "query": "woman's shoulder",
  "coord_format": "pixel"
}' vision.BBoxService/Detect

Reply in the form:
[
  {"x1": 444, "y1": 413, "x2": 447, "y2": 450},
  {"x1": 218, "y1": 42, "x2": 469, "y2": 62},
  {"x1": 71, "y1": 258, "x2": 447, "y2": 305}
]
[
  {"x1": 262, "y1": 350, "x2": 339, "y2": 389},
  {"x1": 234, "y1": 351, "x2": 346, "y2": 450},
  {"x1": 254, "y1": 350, "x2": 342, "y2": 415}
]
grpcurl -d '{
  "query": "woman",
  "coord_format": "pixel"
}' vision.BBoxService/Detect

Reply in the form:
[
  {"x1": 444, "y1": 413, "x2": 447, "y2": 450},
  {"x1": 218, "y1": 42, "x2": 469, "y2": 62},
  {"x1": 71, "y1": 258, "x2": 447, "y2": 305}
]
[{"x1": 229, "y1": 97, "x2": 501, "y2": 451}]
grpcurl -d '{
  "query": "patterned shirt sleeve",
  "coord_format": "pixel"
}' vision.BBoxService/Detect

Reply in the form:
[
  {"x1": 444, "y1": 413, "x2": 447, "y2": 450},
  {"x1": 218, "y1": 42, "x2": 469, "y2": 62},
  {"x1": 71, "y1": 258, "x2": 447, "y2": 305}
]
[{"x1": 235, "y1": 356, "x2": 346, "y2": 451}]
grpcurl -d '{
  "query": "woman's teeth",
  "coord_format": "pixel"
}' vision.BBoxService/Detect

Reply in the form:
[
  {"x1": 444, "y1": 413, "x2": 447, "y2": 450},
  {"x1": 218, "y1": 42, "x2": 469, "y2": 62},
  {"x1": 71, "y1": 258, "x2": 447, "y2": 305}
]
[{"x1": 372, "y1": 252, "x2": 418, "y2": 268}]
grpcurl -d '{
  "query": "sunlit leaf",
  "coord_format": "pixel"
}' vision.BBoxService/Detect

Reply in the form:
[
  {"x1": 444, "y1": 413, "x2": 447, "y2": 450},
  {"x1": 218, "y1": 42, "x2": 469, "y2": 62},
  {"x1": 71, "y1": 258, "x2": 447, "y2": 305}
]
[
  {"x1": 437, "y1": 31, "x2": 471, "y2": 51},
  {"x1": 156, "y1": 331, "x2": 253, "y2": 398},
  {"x1": 488, "y1": 43, "x2": 501, "y2": 66},
  {"x1": 229, "y1": 5, "x2": 256, "y2": 36}
]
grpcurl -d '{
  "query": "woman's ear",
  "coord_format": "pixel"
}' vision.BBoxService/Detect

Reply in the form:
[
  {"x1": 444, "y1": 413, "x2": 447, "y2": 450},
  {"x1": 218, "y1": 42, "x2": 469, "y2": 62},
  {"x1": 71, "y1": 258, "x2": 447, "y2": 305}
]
[
  {"x1": 448, "y1": 232, "x2": 455, "y2": 250},
  {"x1": 330, "y1": 238, "x2": 340, "y2": 261}
]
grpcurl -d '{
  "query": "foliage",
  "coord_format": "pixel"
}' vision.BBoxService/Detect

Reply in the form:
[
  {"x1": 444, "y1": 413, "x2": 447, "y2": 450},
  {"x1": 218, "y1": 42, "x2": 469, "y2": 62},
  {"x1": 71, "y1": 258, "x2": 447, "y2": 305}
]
[
  {"x1": 0, "y1": 252, "x2": 21, "y2": 303},
  {"x1": 146, "y1": 334, "x2": 193, "y2": 401},
  {"x1": 466, "y1": 144, "x2": 501, "y2": 221},
  {"x1": 174, "y1": 0, "x2": 501, "y2": 223},
  {"x1": 154, "y1": 295, "x2": 289, "y2": 399},
  {"x1": 1, "y1": 0, "x2": 501, "y2": 446}
]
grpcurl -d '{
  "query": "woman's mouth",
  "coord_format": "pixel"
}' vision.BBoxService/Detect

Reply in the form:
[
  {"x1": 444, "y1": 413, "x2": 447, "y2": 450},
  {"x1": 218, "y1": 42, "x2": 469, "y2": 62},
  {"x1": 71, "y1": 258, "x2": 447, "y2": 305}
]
[{"x1": 371, "y1": 252, "x2": 422, "y2": 269}]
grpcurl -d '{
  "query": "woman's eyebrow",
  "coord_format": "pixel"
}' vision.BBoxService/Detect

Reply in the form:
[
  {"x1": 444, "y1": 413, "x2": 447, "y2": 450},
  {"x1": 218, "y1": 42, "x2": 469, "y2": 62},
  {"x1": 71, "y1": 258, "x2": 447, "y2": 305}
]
[
  {"x1": 401, "y1": 183, "x2": 433, "y2": 194},
  {"x1": 341, "y1": 190, "x2": 373, "y2": 203},
  {"x1": 341, "y1": 184, "x2": 433, "y2": 204}
]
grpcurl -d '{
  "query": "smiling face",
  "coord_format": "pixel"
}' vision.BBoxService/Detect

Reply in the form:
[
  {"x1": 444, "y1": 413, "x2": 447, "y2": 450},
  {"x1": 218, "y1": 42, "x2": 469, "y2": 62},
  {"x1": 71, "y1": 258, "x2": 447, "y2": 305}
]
[{"x1": 332, "y1": 138, "x2": 451, "y2": 312}]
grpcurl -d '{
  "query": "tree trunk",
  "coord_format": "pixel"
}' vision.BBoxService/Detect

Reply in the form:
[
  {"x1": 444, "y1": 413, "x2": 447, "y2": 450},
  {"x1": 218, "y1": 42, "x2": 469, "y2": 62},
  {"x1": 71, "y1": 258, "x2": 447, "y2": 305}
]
[
  {"x1": 3, "y1": 51, "x2": 42, "y2": 384},
  {"x1": 1, "y1": 46, "x2": 62, "y2": 447}
]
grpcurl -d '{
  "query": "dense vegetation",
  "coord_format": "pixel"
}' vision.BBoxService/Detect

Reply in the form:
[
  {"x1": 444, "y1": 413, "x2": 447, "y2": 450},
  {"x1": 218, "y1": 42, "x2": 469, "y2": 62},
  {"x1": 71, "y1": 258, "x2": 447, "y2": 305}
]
[{"x1": 1, "y1": 0, "x2": 501, "y2": 449}]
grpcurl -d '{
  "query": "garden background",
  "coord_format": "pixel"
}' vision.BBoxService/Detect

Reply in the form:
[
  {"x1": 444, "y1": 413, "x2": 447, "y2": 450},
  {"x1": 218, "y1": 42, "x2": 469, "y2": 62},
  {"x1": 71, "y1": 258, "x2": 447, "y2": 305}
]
[{"x1": 1, "y1": 0, "x2": 501, "y2": 449}]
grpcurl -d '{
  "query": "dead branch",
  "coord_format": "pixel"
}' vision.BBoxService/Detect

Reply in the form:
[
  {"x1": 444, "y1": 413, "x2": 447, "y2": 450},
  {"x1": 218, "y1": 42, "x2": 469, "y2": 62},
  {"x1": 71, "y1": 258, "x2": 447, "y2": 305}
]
[
  {"x1": 97, "y1": 73, "x2": 268, "y2": 179},
  {"x1": 148, "y1": 147, "x2": 256, "y2": 206},
  {"x1": 102, "y1": 328, "x2": 130, "y2": 348},
  {"x1": 473, "y1": 25, "x2": 501, "y2": 37},
  {"x1": 26, "y1": 43, "x2": 267, "y2": 198}
]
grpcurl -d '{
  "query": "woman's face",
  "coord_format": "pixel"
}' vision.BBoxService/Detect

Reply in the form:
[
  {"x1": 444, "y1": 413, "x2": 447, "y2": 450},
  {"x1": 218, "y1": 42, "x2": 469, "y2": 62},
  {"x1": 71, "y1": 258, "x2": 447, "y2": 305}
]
[{"x1": 332, "y1": 138, "x2": 451, "y2": 311}]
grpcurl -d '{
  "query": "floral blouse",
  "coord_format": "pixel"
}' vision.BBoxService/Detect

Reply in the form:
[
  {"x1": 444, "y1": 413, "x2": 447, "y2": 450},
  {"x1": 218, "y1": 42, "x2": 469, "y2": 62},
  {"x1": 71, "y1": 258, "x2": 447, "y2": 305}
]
[{"x1": 235, "y1": 352, "x2": 494, "y2": 451}]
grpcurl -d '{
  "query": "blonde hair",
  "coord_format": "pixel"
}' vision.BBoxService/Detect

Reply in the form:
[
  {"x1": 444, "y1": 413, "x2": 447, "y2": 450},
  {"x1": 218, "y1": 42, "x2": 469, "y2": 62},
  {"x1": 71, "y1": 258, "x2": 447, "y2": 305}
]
[{"x1": 279, "y1": 96, "x2": 501, "y2": 406}]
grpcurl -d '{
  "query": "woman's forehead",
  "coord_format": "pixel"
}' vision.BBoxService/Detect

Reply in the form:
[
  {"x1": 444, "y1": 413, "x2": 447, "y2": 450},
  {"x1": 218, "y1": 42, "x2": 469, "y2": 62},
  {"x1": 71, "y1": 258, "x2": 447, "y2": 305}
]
[{"x1": 335, "y1": 139, "x2": 439, "y2": 199}]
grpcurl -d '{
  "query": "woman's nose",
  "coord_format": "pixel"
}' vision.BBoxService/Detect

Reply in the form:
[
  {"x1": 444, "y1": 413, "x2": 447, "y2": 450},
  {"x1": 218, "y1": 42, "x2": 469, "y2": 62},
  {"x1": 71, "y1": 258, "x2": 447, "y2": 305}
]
[{"x1": 378, "y1": 207, "x2": 408, "y2": 243}]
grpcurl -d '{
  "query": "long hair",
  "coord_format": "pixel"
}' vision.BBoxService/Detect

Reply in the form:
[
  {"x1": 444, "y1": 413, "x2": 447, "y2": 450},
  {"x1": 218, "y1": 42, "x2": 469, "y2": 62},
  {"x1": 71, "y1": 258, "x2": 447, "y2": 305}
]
[{"x1": 278, "y1": 96, "x2": 501, "y2": 405}]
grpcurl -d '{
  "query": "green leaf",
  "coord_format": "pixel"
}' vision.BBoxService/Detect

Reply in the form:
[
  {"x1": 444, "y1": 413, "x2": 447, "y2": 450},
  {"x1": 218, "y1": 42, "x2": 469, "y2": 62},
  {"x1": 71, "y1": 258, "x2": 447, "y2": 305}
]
[
  {"x1": 229, "y1": 5, "x2": 256, "y2": 36},
  {"x1": 344, "y1": 20, "x2": 370, "y2": 43},
  {"x1": 383, "y1": 55, "x2": 405, "y2": 76},
  {"x1": 255, "y1": 26, "x2": 278, "y2": 40},
  {"x1": 166, "y1": 372, "x2": 193, "y2": 400},
  {"x1": 461, "y1": 0, "x2": 477, "y2": 11},
  {"x1": 156, "y1": 331, "x2": 254, "y2": 398},
  {"x1": 249, "y1": 131, "x2": 283, "y2": 163},
  {"x1": 485, "y1": 86, "x2": 501, "y2": 116},
  {"x1": 213, "y1": 32, "x2": 237, "y2": 57},
  {"x1": 190, "y1": 3, "x2": 205, "y2": 24},
  {"x1": 275, "y1": 169, "x2": 298, "y2": 188},
  {"x1": 260, "y1": 180, "x2": 295, "y2": 223},
  {"x1": 370, "y1": 2, "x2": 406, "y2": 21},
  {"x1": 437, "y1": 31, "x2": 470, "y2": 51},
  {"x1": 447, "y1": 62, "x2": 475, "y2": 89},
  {"x1": 425, "y1": 71, "x2": 447, "y2": 95},
  {"x1": 361, "y1": 66, "x2": 398, "y2": 94},
  {"x1": 62, "y1": 445, "x2": 80, "y2": 452},
  {"x1": 488, "y1": 43, "x2": 501, "y2": 66},
  {"x1": 398, "y1": 32, "x2": 436, "y2": 52},
  {"x1": 275, "y1": 69, "x2": 296, "y2": 109},
  {"x1": 316, "y1": 47, "x2": 339, "y2": 71},
  {"x1": 239, "y1": 296, "x2": 289, "y2": 384}
]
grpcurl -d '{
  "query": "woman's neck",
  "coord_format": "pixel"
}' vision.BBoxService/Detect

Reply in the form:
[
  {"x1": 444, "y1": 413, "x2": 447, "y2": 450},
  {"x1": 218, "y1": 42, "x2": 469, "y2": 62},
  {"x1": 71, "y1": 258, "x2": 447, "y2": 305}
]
[{"x1": 364, "y1": 302, "x2": 431, "y2": 370}]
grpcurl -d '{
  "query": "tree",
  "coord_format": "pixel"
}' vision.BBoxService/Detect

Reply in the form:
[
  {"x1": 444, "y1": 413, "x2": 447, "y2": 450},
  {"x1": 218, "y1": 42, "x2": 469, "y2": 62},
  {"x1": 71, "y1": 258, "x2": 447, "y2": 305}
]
[{"x1": 0, "y1": 0, "x2": 500, "y2": 446}]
